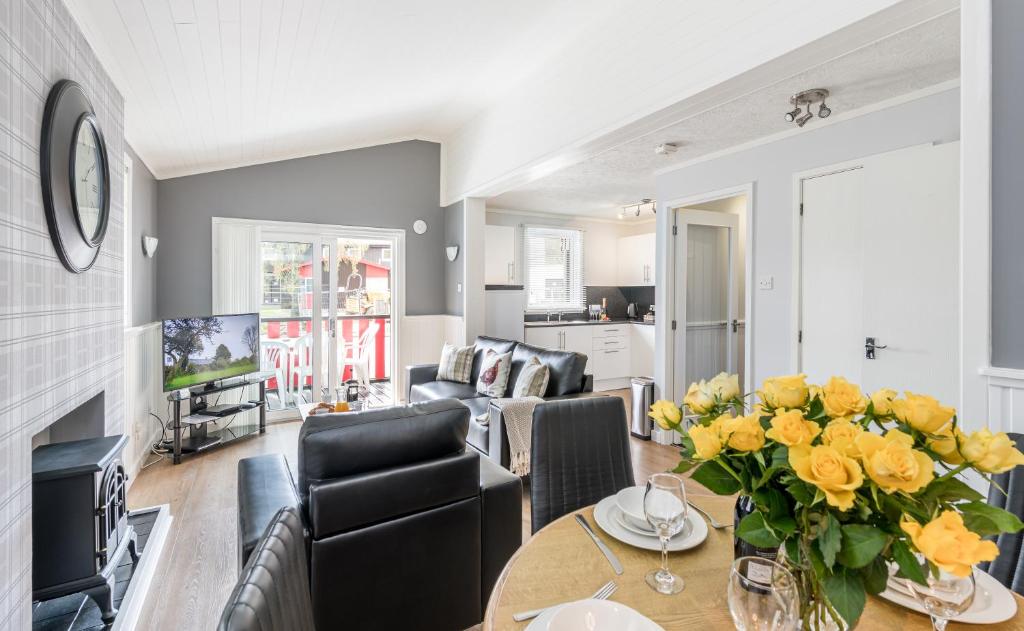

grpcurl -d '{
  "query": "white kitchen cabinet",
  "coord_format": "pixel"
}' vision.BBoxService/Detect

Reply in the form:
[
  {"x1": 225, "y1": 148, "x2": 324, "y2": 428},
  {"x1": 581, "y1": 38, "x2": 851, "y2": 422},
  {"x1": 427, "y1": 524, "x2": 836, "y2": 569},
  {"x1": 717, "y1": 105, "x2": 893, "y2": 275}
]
[
  {"x1": 631, "y1": 323, "x2": 655, "y2": 378},
  {"x1": 562, "y1": 326, "x2": 592, "y2": 357},
  {"x1": 524, "y1": 326, "x2": 561, "y2": 350},
  {"x1": 615, "y1": 233, "x2": 656, "y2": 286},
  {"x1": 484, "y1": 224, "x2": 517, "y2": 285}
]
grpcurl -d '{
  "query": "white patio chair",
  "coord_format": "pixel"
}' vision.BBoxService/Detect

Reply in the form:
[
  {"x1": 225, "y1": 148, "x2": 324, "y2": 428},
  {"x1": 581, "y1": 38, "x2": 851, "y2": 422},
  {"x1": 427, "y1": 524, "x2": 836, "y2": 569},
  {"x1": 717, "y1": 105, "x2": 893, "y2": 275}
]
[
  {"x1": 342, "y1": 321, "x2": 380, "y2": 390},
  {"x1": 289, "y1": 334, "x2": 314, "y2": 404},
  {"x1": 260, "y1": 340, "x2": 290, "y2": 410}
]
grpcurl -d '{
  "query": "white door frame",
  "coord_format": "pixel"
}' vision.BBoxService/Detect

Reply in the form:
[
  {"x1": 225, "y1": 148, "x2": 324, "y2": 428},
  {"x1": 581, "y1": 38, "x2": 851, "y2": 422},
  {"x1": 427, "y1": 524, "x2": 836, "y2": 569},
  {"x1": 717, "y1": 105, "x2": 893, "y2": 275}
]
[
  {"x1": 790, "y1": 158, "x2": 867, "y2": 373},
  {"x1": 216, "y1": 217, "x2": 406, "y2": 420},
  {"x1": 659, "y1": 183, "x2": 754, "y2": 401}
]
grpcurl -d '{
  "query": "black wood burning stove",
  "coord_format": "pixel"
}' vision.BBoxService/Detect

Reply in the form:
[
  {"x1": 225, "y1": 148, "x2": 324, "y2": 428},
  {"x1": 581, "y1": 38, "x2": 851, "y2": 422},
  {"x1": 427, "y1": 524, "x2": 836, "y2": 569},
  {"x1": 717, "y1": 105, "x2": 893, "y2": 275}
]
[{"x1": 32, "y1": 434, "x2": 138, "y2": 622}]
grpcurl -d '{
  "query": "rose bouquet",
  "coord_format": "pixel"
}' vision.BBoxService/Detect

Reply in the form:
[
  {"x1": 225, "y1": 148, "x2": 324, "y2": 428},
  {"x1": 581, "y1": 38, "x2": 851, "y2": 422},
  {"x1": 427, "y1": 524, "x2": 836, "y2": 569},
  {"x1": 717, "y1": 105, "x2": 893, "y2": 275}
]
[{"x1": 649, "y1": 373, "x2": 1024, "y2": 630}]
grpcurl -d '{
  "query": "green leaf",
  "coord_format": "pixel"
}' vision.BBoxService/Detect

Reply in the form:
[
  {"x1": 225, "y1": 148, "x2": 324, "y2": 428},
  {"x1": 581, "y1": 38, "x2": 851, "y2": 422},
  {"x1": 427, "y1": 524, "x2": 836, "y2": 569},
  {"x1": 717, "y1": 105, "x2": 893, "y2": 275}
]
[
  {"x1": 807, "y1": 396, "x2": 825, "y2": 420},
  {"x1": 921, "y1": 477, "x2": 984, "y2": 504},
  {"x1": 691, "y1": 460, "x2": 743, "y2": 495},
  {"x1": 784, "y1": 537, "x2": 802, "y2": 566},
  {"x1": 736, "y1": 511, "x2": 783, "y2": 549},
  {"x1": 762, "y1": 488, "x2": 796, "y2": 536},
  {"x1": 890, "y1": 539, "x2": 927, "y2": 585},
  {"x1": 786, "y1": 480, "x2": 815, "y2": 506},
  {"x1": 959, "y1": 501, "x2": 1024, "y2": 537},
  {"x1": 771, "y1": 445, "x2": 790, "y2": 467},
  {"x1": 817, "y1": 513, "x2": 842, "y2": 569},
  {"x1": 837, "y1": 525, "x2": 888, "y2": 569},
  {"x1": 861, "y1": 557, "x2": 889, "y2": 595},
  {"x1": 824, "y1": 567, "x2": 866, "y2": 626},
  {"x1": 672, "y1": 460, "x2": 697, "y2": 474}
]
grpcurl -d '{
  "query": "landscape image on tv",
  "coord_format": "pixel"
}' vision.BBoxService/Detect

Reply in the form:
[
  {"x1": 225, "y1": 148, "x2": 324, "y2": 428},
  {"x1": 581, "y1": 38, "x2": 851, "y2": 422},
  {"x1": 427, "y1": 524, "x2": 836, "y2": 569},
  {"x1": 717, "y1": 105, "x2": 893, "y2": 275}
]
[{"x1": 163, "y1": 314, "x2": 260, "y2": 391}]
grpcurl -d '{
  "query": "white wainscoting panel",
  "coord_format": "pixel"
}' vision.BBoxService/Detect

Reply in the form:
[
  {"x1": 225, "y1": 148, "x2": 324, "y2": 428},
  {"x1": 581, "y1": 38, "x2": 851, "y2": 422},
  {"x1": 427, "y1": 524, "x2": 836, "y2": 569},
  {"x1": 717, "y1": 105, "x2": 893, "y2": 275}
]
[
  {"x1": 124, "y1": 324, "x2": 165, "y2": 482},
  {"x1": 396, "y1": 315, "x2": 465, "y2": 401},
  {"x1": 982, "y1": 367, "x2": 1024, "y2": 434}
]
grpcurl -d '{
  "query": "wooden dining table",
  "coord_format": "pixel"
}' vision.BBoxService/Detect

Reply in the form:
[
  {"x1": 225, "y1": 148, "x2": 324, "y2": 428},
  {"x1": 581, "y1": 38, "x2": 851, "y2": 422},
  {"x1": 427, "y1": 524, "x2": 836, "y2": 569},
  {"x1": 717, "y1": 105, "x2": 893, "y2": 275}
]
[{"x1": 483, "y1": 494, "x2": 1024, "y2": 630}]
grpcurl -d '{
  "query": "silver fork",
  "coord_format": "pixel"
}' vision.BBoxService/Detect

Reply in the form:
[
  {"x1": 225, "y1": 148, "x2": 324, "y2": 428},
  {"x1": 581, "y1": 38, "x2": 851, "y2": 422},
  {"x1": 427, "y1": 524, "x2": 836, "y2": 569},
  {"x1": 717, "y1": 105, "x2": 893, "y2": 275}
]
[
  {"x1": 512, "y1": 580, "x2": 617, "y2": 622},
  {"x1": 688, "y1": 500, "x2": 730, "y2": 530}
]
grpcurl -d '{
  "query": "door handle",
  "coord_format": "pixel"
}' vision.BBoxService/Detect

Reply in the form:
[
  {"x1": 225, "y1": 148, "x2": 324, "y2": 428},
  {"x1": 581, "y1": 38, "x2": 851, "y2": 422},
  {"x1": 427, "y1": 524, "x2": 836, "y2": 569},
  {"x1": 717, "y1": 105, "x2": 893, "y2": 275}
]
[
  {"x1": 731, "y1": 319, "x2": 739, "y2": 333},
  {"x1": 865, "y1": 337, "x2": 887, "y2": 359}
]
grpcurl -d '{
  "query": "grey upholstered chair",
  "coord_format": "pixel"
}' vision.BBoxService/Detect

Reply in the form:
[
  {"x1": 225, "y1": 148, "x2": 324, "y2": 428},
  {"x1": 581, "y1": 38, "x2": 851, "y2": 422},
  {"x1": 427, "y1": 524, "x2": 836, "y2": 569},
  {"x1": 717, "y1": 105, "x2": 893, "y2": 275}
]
[
  {"x1": 529, "y1": 397, "x2": 635, "y2": 533},
  {"x1": 979, "y1": 432, "x2": 1024, "y2": 594},
  {"x1": 218, "y1": 506, "x2": 314, "y2": 631}
]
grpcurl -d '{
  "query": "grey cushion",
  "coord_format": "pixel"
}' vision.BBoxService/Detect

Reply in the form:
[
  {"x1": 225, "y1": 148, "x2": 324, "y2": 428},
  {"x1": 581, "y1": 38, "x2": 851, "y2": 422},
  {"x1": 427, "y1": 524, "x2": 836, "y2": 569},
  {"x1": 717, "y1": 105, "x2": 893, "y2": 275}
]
[
  {"x1": 409, "y1": 380, "x2": 480, "y2": 402},
  {"x1": 508, "y1": 342, "x2": 588, "y2": 397},
  {"x1": 470, "y1": 336, "x2": 517, "y2": 383}
]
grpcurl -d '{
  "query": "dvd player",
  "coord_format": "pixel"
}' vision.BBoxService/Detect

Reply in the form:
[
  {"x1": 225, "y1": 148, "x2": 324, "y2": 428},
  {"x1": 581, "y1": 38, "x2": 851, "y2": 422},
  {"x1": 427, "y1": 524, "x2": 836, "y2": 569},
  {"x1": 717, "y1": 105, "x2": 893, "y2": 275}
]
[{"x1": 204, "y1": 403, "x2": 242, "y2": 417}]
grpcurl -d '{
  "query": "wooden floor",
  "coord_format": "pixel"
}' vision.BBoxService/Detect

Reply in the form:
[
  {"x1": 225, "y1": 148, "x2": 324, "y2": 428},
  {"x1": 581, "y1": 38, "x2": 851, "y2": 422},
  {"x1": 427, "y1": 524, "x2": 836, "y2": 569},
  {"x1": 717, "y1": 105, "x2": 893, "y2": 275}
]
[{"x1": 127, "y1": 389, "x2": 710, "y2": 631}]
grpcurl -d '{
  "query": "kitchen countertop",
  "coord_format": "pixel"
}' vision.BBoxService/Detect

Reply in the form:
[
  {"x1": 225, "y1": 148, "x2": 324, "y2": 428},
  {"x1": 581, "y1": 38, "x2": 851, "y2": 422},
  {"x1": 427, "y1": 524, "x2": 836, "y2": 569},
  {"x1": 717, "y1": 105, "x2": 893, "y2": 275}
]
[{"x1": 524, "y1": 318, "x2": 654, "y2": 328}]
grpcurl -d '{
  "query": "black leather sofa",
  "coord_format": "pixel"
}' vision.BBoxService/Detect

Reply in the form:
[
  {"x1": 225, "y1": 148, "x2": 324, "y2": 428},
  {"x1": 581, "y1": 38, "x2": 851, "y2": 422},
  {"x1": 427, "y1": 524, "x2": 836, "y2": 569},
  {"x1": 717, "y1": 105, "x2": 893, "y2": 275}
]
[
  {"x1": 235, "y1": 399, "x2": 522, "y2": 631},
  {"x1": 406, "y1": 335, "x2": 599, "y2": 468}
]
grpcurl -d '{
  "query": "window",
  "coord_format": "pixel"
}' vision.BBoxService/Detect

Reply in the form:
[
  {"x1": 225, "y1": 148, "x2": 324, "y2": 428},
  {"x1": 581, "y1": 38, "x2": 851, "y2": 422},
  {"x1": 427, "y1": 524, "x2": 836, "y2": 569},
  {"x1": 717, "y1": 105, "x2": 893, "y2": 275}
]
[{"x1": 523, "y1": 226, "x2": 585, "y2": 312}]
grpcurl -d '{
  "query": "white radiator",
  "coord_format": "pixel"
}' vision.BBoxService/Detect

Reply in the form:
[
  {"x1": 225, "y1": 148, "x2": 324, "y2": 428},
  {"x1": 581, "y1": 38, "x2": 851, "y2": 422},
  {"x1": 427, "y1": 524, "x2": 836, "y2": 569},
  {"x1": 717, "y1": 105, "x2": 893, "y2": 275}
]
[{"x1": 124, "y1": 323, "x2": 165, "y2": 482}]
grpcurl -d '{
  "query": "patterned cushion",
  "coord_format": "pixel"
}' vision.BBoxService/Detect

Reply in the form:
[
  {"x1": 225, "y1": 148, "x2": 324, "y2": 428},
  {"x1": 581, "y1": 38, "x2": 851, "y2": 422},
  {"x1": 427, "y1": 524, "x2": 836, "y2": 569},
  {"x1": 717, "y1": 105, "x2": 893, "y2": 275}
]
[
  {"x1": 437, "y1": 342, "x2": 475, "y2": 383},
  {"x1": 475, "y1": 349, "x2": 512, "y2": 397},
  {"x1": 512, "y1": 356, "x2": 550, "y2": 398}
]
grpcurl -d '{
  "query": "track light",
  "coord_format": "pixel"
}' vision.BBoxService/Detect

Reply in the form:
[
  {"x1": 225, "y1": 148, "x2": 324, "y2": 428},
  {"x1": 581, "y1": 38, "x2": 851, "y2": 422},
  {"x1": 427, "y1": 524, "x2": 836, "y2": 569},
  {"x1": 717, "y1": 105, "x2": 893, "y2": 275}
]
[{"x1": 785, "y1": 88, "x2": 831, "y2": 128}]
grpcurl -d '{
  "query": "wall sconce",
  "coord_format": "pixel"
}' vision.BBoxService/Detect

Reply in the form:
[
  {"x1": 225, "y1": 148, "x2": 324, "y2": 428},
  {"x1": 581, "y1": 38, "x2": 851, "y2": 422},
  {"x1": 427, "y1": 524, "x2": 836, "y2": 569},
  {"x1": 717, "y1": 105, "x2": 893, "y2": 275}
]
[
  {"x1": 445, "y1": 245, "x2": 459, "y2": 262},
  {"x1": 142, "y1": 235, "x2": 159, "y2": 258}
]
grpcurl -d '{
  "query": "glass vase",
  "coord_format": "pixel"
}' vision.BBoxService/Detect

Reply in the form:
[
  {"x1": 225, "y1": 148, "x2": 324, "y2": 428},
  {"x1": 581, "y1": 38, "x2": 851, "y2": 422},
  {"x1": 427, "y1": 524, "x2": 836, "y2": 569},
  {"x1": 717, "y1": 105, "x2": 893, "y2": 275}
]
[{"x1": 780, "y1": 536, "x2": 852, "y2": 631}]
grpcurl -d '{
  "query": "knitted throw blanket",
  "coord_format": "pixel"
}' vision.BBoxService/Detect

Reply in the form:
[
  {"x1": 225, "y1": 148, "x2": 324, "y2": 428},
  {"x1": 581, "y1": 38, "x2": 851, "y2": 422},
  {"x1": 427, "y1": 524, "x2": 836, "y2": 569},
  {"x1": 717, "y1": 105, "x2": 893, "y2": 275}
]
[{"x1": 479, "y1": 397, "x2": 543, "y2": 476}]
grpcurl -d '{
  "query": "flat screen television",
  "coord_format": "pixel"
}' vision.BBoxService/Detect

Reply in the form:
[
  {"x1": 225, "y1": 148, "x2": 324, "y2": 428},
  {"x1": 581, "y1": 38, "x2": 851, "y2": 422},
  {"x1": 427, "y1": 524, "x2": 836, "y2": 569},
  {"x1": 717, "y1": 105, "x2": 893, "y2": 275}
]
[{"x1": 162, "y1": 313, "x2": 261, "y2": 392}]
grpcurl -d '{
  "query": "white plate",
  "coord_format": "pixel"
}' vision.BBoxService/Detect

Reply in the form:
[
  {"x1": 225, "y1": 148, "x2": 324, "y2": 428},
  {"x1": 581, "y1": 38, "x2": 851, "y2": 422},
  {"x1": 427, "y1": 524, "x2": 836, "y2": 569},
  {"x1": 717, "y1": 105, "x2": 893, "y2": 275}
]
[
  {"x1": 593, "y1": 496, "x2": 708, "y2": 552},
  {"x1": 877, "y1": 569, "x2": 1016, "y2": 624},
  {"x1": 525, "y1": 599, "x2": 664, "y2": 631}
]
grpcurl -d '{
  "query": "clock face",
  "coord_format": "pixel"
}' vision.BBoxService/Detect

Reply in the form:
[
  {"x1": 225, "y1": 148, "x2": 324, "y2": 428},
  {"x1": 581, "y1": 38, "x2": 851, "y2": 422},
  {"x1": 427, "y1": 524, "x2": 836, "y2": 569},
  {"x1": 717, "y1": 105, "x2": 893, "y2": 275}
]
[{"x1": 72, "y1": 116, "x2": 105, "y2": 243}]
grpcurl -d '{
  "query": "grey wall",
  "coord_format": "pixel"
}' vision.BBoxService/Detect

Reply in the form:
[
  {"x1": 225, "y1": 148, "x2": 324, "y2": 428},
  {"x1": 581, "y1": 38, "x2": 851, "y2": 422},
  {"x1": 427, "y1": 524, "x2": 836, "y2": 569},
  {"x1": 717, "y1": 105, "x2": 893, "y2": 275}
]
[
  {"x1": 128, "y1": 145, "x2": 158, "y2": 326},
  {"x1": 444, "y1": 200, "x2": 464, "y2": 316},
  {"x1": 655, "y1": 88, "x2": 960, "y2": 388},
  {"x1": 991, "y1": 0, "x2": 1024, "y2": 368},
  {"x1": 156, "y1": 140, "x2": 444, "y2": 318},
  {"x1": 0, "y1": 1, "x2": 125, "y2": 627}
]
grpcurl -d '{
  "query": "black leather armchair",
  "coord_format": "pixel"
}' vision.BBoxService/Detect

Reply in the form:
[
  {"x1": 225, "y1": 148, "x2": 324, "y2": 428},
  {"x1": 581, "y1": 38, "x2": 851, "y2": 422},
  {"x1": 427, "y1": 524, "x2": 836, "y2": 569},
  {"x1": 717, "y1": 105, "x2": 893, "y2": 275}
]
[
  {"x1": 980, "y1": 432, "x2": 1024, "y2": 594},
  {"x1": 236, "y1": 399, "x2": 523, "y2": 631}
]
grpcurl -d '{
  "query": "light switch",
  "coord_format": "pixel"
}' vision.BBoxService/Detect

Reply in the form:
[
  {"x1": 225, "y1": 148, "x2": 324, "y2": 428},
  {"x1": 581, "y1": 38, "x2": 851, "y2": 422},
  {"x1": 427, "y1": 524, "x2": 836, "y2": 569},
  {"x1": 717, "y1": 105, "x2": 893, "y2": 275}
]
[
  {"x1": 758, "y1": 276, "x2": 774, "y2": 290},
  {"x1": 457, "y1": 283, "x2": 462, "y2": 293}
]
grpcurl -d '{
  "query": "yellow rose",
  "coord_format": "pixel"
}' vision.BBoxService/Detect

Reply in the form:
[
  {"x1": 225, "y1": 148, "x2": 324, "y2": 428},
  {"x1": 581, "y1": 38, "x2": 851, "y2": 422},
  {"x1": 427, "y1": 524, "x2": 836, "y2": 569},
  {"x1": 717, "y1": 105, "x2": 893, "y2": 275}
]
[
  {"x1": 870, "y1": 388, "x2": 898, "y2": 416},
  {"x1": 683, "y1": 381, "x2": 716, "y2": 415},
  {"x1": 822, "y1": 418, "x2": 865, "y2": 458},
  {"x1": 708, "y1": 372, "x2": 741, "y2": 401},
  {"x1": 721, "y1": 413, "x2": 766, "y2": 452},
  {"x1": 789, "y1": 444, "x2": 864, "y2": 511},
  {"x1": 891, "y1": 392, "x2": 956, "y2": 434},
  {"x1": 856, "y1": 430, "x2": 934, "y2": 494},
  {"x1": 821, "y1": 376, "x2": 867, "y2": 418},
  {"x1": 648, "y1": 400, "x2": 682, "y2": 430},
  {"x1": 760, "y1": 374, "x2": 810, "y2": 409},
  {"x1": 765, "y1": 409, "x2": 822, "y2": 447},
  {"x1": 688, "y1": 420, "x2": 724, "y2": 460},
  {"x1": 959, "y1": 429, "x2": 1024, "y2": 474},
  {"x1": 901, "y1": 511, "x2": 999, "y2": 578},
  {"x1": 927, "y1": 425, "x2": 964, "y2": 465}
]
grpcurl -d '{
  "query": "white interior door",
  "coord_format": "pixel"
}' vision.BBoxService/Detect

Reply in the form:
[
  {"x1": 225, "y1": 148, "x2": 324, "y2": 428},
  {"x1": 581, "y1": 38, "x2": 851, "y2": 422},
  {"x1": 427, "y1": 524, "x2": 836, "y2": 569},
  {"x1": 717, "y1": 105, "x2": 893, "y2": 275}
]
[
  {"x1": 800, "y1": 142, "x2": 960, "y2": 404},
  {"x1": 673, "y1": 209, "x2": 740, "y2": 397}
]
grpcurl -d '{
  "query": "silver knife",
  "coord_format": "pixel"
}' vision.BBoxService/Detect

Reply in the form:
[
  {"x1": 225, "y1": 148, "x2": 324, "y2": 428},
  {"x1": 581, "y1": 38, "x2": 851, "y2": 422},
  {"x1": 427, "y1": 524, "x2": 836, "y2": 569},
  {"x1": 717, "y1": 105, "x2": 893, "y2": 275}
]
[{"x1": 575, "y1": 514, "x2": 624, "y2": 575}]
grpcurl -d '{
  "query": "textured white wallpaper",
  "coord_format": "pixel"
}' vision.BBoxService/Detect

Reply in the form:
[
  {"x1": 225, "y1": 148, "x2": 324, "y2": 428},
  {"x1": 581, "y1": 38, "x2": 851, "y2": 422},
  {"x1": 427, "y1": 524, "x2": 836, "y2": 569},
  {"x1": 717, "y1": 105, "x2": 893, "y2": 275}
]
[{"x1": 0, "y1": 0, "x2": 124, "y2": 628}]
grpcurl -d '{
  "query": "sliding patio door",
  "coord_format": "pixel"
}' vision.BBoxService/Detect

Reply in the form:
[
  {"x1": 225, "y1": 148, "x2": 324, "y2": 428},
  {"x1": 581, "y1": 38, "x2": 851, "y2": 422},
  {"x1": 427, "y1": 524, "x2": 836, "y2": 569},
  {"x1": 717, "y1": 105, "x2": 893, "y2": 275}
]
[{"x1": 257, "y1": 228, "x2": 396, "y2": 415}]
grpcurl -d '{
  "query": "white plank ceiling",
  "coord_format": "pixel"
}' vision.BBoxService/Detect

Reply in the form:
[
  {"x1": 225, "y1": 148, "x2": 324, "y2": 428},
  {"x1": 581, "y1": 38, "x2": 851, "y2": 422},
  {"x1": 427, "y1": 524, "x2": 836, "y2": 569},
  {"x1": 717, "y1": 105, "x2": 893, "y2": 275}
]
[{"x1": 65, "y1": 0, "x2": 624, "y2": 179}]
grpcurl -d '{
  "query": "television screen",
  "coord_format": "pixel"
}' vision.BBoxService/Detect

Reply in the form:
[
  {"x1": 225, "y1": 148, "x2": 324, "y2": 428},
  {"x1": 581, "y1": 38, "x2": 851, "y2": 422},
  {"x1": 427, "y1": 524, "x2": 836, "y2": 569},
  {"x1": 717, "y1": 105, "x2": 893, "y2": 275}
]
[{"x1": 162, "y1": 313, "x2": 261, "y2": 392}]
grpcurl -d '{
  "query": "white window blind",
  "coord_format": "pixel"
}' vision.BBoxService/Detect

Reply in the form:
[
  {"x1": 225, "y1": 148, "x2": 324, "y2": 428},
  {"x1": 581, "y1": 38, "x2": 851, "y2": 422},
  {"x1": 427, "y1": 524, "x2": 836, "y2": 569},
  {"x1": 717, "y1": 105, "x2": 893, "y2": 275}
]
[{"x1": 523, "y1": 226, "x2": 585, "y2": 311}]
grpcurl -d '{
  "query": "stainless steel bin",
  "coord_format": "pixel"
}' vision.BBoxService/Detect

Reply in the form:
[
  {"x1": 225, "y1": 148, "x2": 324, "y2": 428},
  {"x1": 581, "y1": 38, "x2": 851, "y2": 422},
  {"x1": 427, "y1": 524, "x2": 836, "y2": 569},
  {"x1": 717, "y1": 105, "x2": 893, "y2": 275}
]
[{"x1": 630, "y1": 376, "x2": 655, "y2": 439}]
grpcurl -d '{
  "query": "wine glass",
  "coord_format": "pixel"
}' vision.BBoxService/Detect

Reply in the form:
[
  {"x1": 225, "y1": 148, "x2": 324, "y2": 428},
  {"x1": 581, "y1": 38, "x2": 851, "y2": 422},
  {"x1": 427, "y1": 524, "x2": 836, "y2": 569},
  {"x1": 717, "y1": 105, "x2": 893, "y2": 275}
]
[
  {"x1": 728, "y1": 557, "x2": 800, "y2": 631},
  {"x1": 643, "y1": 473, "x2": 688, "y2": 594},
  {"x1": 906, "y1": 568, "x2": 976, "y2": 631}
]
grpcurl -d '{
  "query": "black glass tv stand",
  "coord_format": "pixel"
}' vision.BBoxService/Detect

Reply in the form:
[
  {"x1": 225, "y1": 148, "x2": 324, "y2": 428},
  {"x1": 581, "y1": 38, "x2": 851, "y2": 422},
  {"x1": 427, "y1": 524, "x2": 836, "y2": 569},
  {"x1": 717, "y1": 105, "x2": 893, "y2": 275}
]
[{"x1": 165, "y1": 372, "x2": 274, "y2": 464}]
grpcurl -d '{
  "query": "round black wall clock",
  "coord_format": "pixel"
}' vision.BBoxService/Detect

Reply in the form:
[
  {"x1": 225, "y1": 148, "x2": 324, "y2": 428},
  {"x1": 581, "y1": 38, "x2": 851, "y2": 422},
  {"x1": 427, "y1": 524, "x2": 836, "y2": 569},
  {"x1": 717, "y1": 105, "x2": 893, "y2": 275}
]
[{"x1": 40, "y1": 79, "x2": 111, "y2": 273}]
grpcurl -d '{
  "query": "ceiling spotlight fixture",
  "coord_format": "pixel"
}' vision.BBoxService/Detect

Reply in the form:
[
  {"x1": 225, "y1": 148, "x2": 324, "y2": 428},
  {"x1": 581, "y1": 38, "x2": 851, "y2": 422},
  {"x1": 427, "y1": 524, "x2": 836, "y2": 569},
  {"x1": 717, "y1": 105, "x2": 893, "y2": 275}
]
[
  {"x1": 620, "y1": 198, "x2": 657, "y2": 219},
  {"x1": 785, "y1": 88, "x2": 830, "y2": 128},
  {"x1": 654, "y1": 142, "x2": 679, "y2": 156}
]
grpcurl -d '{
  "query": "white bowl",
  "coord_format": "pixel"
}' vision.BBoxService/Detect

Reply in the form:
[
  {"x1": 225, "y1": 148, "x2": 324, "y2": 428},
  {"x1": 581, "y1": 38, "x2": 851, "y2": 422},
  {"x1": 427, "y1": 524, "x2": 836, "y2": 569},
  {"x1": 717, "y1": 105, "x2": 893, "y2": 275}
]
[
  {"x1": 530, "y1": 599, "x2": 664, "y2": 631},
  {"x1": 614, "y1": 486, "x2": 653, "y2": 532}
]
